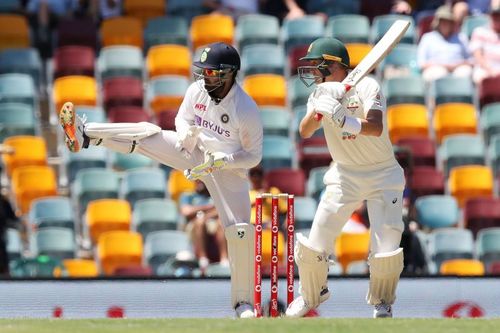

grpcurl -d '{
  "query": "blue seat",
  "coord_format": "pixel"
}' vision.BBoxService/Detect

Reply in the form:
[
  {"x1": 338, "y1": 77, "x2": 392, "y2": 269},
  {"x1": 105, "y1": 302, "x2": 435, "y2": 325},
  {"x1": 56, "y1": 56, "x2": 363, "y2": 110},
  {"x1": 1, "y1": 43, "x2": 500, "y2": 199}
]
[
  {"x1": 371, "y1": 14, "x2": 416, "y2": 44},
  {"x1": 480, "y1": 103, "x2": 500, "y2": 145},
  {"x1": 236, "y1": 14, "x2": 280, "y2": 49},
  {"x1": 133, "y1": 198, "x2": 180, "y2": 239},
  {"x1": 144, "y1": 230, "x2": 193, "y2": 273},
  {"x1": 0, "y1": 0, "x2": 21, "y2": 12},
  {"x1": 112, "y1": 151, "x2": 154, "y2": 171},
  {"x1": 10, "y1": 256, "x2": 63, "y2": 278},
  {"x1": 260, "y1": 107, "x2": 291, "y2": 137},
  {"x1": 0, "y1": 102, "x2": 36, "y2": 141},
  {"x1": 144, "y1": 16, "x2": 189, "y2": 50},
  {"x1": 432, "y1": 76, "x2": 474, "y2": 106},
  {"x1": 122, "y1": 167, "x2": 167, "y2": 207},
  {"x1": 0, "y1": 48, "x2": 42, "y2": 85},
  {"x1": 0, "y1": 73, "x2": 36, "y2": 108},
  {"x1": 461, "y1": 14, "x2": 488, "y2": 39},
  {"x1": 476, "y1": 227, "x2": 500, "y2": 270},
  {"x1": 438, "y1": 134, "x2": 485, "y2": 177},
  {"x1": 29, "y1": 196, "x2": 75, "y2": 230},
  {"x1": 292, "y1": 106, "x2": 324, "y2": 141},
  {"x1": 6, "y1": 228, "x2": 22, "y2": 260},
  {"x1": 76, "y1": 105, "x2": 107, "y2": 123},
  {"x1": 241, "y1": 44, "x2": 285, "y2": 76},
  {"x1": 382, "y1": 76, "x2": 426, "y2": 106},
  {"x1": 166, "y1": 0, "x2": 208, "y2": 22},
  {"x1": 379, "y1": 44, "x2": 419, "y2": 78},
  {"x1": 488, "y1": 134, "x2": 500, "y2": 176},
  {"x1": 289, "y1": 76, "x2": 315, "y2": 108},
  {"x1": 294, "y1": 196, "x2": 317, "y2": 229},
  {"x1": 67, "y1": 145, "x2": 107, "y2": 183},
  {"x1": 98, "y1": 46, "x2": 144, "y2": 81},
  {"x1": 429, "y1": 228, "x2": 474, "y2": 273},
  {"x1": 30, "y1": 227, "x2": 76, "y2": 260},
  {"x1": 415, "y1": 195, "x2": 459, "y2": 229},
  {"x1": 326, "y1": 14, "x2": 369, "y2": 43},
  {"x1": 262, "y1": 135, "x2": 294, "y2": 171},
  {"x1": 282, "y1": 16, "x2": 325, "y2": 53},
  {"x1": 306, "y1": 166, "x2": 328, "y2": 201},
  {"x1": 308, "y1": 0, "x2": 360, "y2": 17}
]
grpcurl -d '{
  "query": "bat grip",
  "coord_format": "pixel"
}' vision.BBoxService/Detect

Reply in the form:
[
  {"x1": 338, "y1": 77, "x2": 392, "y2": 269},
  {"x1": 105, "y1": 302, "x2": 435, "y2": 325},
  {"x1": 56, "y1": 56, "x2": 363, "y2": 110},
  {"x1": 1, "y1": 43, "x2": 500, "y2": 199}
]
[{"x1": 313, "y1": 84, "x2": 352, "y2": 121}]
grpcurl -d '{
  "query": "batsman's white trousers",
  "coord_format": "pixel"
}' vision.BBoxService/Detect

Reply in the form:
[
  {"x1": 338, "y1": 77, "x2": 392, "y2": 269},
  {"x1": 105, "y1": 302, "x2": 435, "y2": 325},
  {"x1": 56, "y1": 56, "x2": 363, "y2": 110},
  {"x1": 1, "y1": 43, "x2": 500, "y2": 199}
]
[
  {"x1": 85, "y1": 122, "x2": 251, "y2": 228},
  {"x1": 308, "y1": 158, "x2": 405, "y2": 256}
]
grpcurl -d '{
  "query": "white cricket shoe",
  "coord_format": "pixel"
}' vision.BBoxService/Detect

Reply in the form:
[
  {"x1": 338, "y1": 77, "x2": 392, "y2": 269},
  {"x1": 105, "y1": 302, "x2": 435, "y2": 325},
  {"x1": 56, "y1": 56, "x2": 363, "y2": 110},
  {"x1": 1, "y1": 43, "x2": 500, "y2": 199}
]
[
  {"x1": 235, "y1": 302, "x2": 255, "y2": 319},
  {"x1": 59, "y1": 101, "x2": 88, "y2": 152},
  {"x1": 285, "y1": 288, "x2": 330, "y2": 318},
  {"x1": 373, "y1": 302, "x2": 392, "y2": 318}
]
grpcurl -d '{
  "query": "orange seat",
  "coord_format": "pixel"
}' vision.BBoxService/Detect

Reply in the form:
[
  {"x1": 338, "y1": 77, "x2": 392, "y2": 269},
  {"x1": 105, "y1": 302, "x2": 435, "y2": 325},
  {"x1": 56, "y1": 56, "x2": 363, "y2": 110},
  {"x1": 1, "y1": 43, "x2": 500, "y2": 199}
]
[
  {"x1": 345, "y1": 43, "x2": 372, "y2": 68},
  {"x1": 11, "y1": 165, "x2": 57, "y2": 214},
  {"x1": 190, "y1": 14, "x2": 234, "y2": 50},
  {"x1": 55, "y1": 259, "x2": 99, "y2": 277},
  {"x1": 146, "y1": 44, "x2": 191, "y2": 78},
  {"x1": 2, "y1": 135, "x2": 47, "y2": 177},
  {"x1": 242, "y1": 74, "x2": 287, "y2": 107},
  {"x1": 449, "y1": 165, "x2": 493, "y2": 207},
  {"x1": 0, "y1": 14, "x2": 30, "y2": 50},
  {"x1": 167, "y1": 169, "x2": 195, "y2": 203},
  {"x1": 101, "y1": 16, "x2": 143, "y2": 48},
  {"x1": 440, "y1": 259, "x2": 485, "y2": 276},
  {"x1": 123, "y1": 0, "x2": 165, "y2": 27},
  {"x1": 53, "y1": 75, "x2": 97, "y2": 112},
  {"x1": 97, "y1": 230, "x2": 143, "y2": 275},
  {"x1": 335, "y1": 231, "x2": 370, "y2": 273},
  {"x1": 86, "y1": 199, "x2": 132, "y2": 244},
  {"x1": 387, "y1": 104, "x2": 429, "y2": 142},
  {"x1": 261, "y1": 228, "x2": 285, "y2": 269},
  {"x1": 433, "y1": 103, "x2": 477, "y2": 144}
]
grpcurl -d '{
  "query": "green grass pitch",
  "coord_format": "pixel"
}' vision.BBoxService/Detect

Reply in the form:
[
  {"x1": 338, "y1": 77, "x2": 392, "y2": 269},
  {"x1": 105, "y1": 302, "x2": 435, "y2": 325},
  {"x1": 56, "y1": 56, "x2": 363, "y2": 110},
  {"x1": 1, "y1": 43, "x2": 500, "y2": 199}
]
[{"x1": 1, "y1": 318, "x2": 499, "y2": 333}]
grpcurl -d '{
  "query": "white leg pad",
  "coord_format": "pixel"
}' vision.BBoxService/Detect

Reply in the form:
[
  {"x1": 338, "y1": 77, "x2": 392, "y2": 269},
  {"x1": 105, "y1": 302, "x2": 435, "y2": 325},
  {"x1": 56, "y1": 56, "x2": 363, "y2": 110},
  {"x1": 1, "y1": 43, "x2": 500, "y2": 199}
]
[
  {"x1": 85, "y1": 122, "x2": 162, "y2": 141},
  {"x1": 225, "y1": 223, "x2": 255, "y2": 308},
  {"x1": 295, "y1": 233, "x2": 330, "y2": 309},
  {"x1": 366, "y1": 247, "x2": 404, "y2": 305}
]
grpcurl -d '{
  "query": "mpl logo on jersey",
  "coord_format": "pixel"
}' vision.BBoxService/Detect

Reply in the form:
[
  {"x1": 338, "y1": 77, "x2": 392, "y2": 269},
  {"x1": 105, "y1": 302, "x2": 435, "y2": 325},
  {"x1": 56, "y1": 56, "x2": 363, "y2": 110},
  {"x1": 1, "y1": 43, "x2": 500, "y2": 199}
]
[
  {"x1": 194, "y1": 115, "x2": 231, "y2": 137},
  {"x1": 194, "y1": 103, "x2": 207, "y2": 111}
]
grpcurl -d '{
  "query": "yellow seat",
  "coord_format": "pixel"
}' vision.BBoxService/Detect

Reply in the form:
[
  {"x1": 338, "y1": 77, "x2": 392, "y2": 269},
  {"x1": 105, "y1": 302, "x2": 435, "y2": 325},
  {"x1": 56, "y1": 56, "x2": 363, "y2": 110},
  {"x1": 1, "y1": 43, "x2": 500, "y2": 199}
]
[
  {"x1": 98, "y1": 230, "x2": 143, "y2": 275},
  {"x1": 2, "y1": 135, "x2": 47, "y2": 177},
  {"x1": 449, "y1": 165, "x2": 493, "y2": 207},
  {"x1": 261, "y1": 228, "x2": 285, "y2": 269},
  {"x1": 433, "y1": 103, "x2": 477, "y2": 144},
  {"x1": 146, "y1": 44, "x2": 191, "y2": 78},
  {"x1": 11, "y1": 165, "x2": 57, "y2": 214},
  {"x1": 55, "y1": 259, "x2": 99, "y2": 277},
  {"x1": 101, "y1": 16, "x2": 143, "y2": 48},
  {"x1": 123, "y1": 0, "x2": 165, "y2": 27},
  {"x1": 86, "y1": 199, "x2": 132, "y2": 244},
  {"x1": 345, "y1": 43, "x2": 372, "y2": 68},
  {"x1": 387, "y1": 104, "x2": 429, "y2": 142},
  {"x1": 0, "y1": 14, "x2": 30, "y2": 50},
  {"x1": 335, "y1": 231, "x2": 370, "y2": 273},
  {"x1": 53, "y1": 75, "x2": 97, "y2": 112},
  {"x1": 190, "y1": 14, "x2": 234, "y2": 50},
  {"x1": 242, "y1": 74, "x2": 287, "y2": 107},
  {"x1": 440, "y1": 259, "x2": 485, "y2": 276},
  {"x1": 167, "y1": 169, "x2": 195, "y2": 203}
]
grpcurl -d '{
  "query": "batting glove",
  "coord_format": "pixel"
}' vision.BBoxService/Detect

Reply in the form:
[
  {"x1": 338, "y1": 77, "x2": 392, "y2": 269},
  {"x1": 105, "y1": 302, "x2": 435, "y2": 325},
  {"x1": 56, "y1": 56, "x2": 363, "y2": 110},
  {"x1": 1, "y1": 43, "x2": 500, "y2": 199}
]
[{"x1": 313, "y1": 95, "x2": 347, "y2": 127}]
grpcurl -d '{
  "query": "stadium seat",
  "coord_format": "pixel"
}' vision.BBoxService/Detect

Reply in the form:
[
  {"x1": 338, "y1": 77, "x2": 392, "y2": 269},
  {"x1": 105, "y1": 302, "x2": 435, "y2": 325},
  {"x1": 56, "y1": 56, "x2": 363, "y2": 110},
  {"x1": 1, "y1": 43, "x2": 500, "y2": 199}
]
[
  {"x1": 438, "y1": 134, "x2": 485, "y2": 177},
  {"x1": 0, "y1": 14, "x2": 30, "y2": 50},
  {"x1": 345, "y1": 43, "x2": 372, "y2": 68},
  {"x1": 306, "y1": 166, "x2": 328, "y2": 201},
  {"x1": 293, "y1": 196, "x2": 317, "y2": 229},
  {"x1": 10, "y1": 256, "x2": 63, "y2": 278},
  {"x1": 144, "y1": 230, "x2": 192, "y2": 273},
  {"x1": 29, "y1": 196, "x2": 74, "y2": 230},
  {"x1": 440, "y1": 259, "x2": 485, "y2": 276},
  {"x1": 101, "y1": 16, "x2": 143, "y2": 48},
  {"x1": 489, "y1": 134, "x2": 500, "y2": 176},
  {"x1": 235, "y1": 14, "x2": 280, "y2": 49},
  {"x1": 53, "y1": 75, "x2": 97, "y2": 112},
  {"x1": 415, "y1": 195, "x2": 459, "y2": 229},
  {"x1": 433, "y1": 103, "x2": 478, "y2": 144},
  {"x1": 378, "y1": 44, "x2": 419, "y2": 79},
  {"x1": 0, "y1": 73, "x2": 36, "y2": 107},
  {"x1": 133, "y1": 198, "x2": 180, "y2": 238},
  {"x1": 346, "y1": 260, "x2": 369, "y2": 275},
  {"x1": 241, "y1": 44, "x2": 285, "y2": 76},
  {"x1": 243, "y1": 74, "x2": 287, "y2": 107},
  {"x1": 370, "y1": 14, "x2": 416, "y2": 44},
  {"x1": 113, "y1": 265, "x2": 153, "y2": 277},
  {"x1": 0, "y1": 0, "x2": 21, "y2": 13},
  {"x1": 0, "y1": 103, "x2": 36, "y2": 142},
  {"x1": 292, "y1": 106, "x2": 324, "y2": 141},
  {"x1": 464, "y1": 198, "x2": 500, "y2": 238},
  {"x1": 307, "y1": 0, "x2": 360, "y2": 17},
  {"x1": 481, "y1": 103, "x2": 500, "y2": 145},
  {"x1": 76, "y1": 105, "x2": 107, "y2": 123},
  {"x1": 122, "y1": 167, "x2": 167, "y2": 207},
  {"x1": 288, "y1": 45, "x2": 310, "y2": 76},
  {"x1": 387, "y1": 104, "x2": 429, "y2": 142},
  {"x1": 57, "y1": 259, "x2": 99, "y2": 277},
  {"x1": 461, "y1": 14, "x2": 489, "y2": 39},
  {"x1": 98, "y1": 46, "x2": 144, "y2": 81},
  {"x1": 0, "y1": 48, "x2": 42, "y2": 85},
  {"x1": 417, "y1": 13, "x2": 434, "y2": 41},
  {"x1": 67, "y1": 145, "x2": 107, "y2": 183},
  {"x1": 190, "y1": 14, "x2": 234, "y2": 50},
  {"x1": 6, "y1": 228, "x2": 22, "y2": 260},
  {"x1": 103, "y1": 77, "x2": 143, "y2": 111},
  {"x1": 31, "y1": 227, "x2": 76, "y2": 260},
  {"x1": 479, "y1": 75, "x2": 500, "y2": 108},
  {"x1": 2, "y1": 135, "x2": 47, "y2": 177},
  {"x1": 335, "y1": 231, "x2": 370, "y2": 273},
  {"x1": 56, "y1": 18, "x2": 97, "y2": 49},
  {"x1": 409, "y1": 166, "x2": 445, "y2": 204},
  {"x1": 11, "y1": 166, "x2": 57, "y2": 214},
  {"x1": 86, "y1": 199, "x2": 132, "y2": 244},
  {"x1": 326, "y1": 14, "x2": 370, "y2": 43},
  {"x1": 205, "y1": 263, "x2": 231, "y2": 277},
  {"x1": 396, "y1": 137, "x2": 436, "y2": 167},
  {"x1": 111, "y1": 151, "x2": 154, "y2": 171},
  {"x1": 53, "y1": 46, "x2": 95, "y2": 79},
  {"x1": 147, "y1": 75, "x2": 189, "y2": 115},
  {"x1": 144, "y1": 16, "x2": 189, "y2": 50},
  {"x1": 107, "y1": 106, "x2": 151, "y2": 123},
  {"x1": 166, "y1": 0, "x2": 207, "y2": 23},
  {"x1": 260, "y1": 107, "x2": 291, "y2": 137},
  {"x1": 429, "y1": 228, "x2": 474, "y2": 273},
  {"x1": 383, "y1": 76, "x2": 426, "y2": 106},
  {"x1": 262, "y1": 135, "x2": 294, "y2": 171},
  {"x1": 432, "y1": 76, "x2": 474, "y2": 106},
  {"x1": 448, "y1": 165, "x2": 493, "y2": 207},
  {"x1": 146, "y1": 44, "x2": 191, "y2": 78},
  {"x1": 282, "y1": 16, "x2": 325, "y2": 53},
  {"x1": 168, "y1": 169, "x2": 195, "y2": 203},
  {"x1": 476, "y1": 227, "x2": 500, "y2": 272},
  {"x1": 155, "y1": 109, "x2": 177, "y2": 130},
  {"x1": 265, "y1": 168, "x2": 306, "y2": 197},
  {"x1": 289, "y1": 75, "x2": 315, "y2": 108},
  {"x1": 298, "y1": 137, "x2": 332, "y2": 177},
  {"x1": 123, "y1": 0, "x2": 165, "y2": 27},
  {"x1": 97, "y1": 230, "x2": 143, "y2": 275}
]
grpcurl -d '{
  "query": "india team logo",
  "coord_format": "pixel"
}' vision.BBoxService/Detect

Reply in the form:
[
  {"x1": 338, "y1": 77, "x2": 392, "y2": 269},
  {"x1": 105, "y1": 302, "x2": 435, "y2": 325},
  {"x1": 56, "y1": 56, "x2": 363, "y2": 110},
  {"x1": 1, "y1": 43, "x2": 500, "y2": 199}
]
[{"x1": 200, "y1": 47, "x2": 210, "y2": 63}]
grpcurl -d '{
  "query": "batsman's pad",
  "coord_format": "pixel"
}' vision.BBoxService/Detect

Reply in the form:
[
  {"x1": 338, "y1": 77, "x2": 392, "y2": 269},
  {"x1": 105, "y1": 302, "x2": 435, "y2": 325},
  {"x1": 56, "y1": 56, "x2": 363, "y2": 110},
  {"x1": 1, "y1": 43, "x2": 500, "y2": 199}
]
[
  {"x1": 366, "y1": 247, "x2": 404, "y2": 305},
  {"x1": 225, "y1": 223, "x2": 255, "y2": 308},
  {"x1": 295, "y1": 233, "x2": 330, "y2": 309}
]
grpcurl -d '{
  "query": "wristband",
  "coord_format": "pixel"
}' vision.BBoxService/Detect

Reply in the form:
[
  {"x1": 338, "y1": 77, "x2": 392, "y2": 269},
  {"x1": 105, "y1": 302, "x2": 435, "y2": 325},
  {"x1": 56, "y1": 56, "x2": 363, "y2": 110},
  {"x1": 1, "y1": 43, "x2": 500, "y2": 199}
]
[{"x1": 341, "y1": 116, "x2": 362, "y2": 135}]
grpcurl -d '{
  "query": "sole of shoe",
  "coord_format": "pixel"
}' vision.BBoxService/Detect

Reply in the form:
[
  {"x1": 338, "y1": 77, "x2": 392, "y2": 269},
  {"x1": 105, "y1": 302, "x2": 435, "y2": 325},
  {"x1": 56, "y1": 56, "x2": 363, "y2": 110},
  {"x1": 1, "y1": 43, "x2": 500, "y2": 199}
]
[{"x1": 59, "y1": 102, "x2": 80, "y2": 152}]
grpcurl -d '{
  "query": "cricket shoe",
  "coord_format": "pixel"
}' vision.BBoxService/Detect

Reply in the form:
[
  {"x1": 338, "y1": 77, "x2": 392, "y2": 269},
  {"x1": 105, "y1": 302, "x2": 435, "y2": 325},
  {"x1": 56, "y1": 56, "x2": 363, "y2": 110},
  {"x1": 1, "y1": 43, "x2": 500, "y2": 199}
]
[
  {"x1": 59, "y1": 101, "x2": 88, "y2": 152},
  {"x1": 373, "y1": 301, "x2": 392, "y2": 318},
  {"x1": 235, "y1": 302, "x2": 255, "y2": 318},
  {"x1": 285, "y1": 287, "x2": 330, "y2": 318}
]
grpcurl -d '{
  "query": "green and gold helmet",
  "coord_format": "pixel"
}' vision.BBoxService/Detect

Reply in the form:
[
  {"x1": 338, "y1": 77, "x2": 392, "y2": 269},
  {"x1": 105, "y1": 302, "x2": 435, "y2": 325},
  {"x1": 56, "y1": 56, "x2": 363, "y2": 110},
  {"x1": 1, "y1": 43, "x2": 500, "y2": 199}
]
[{"x1": 298, "y1": 37, "x2": 350, "y2": 87}]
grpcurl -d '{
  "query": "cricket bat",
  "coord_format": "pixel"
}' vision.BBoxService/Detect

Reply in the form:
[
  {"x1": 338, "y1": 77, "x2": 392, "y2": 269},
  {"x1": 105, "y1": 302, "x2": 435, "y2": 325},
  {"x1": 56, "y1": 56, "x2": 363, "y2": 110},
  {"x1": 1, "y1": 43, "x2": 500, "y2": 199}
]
[{"x1": 314, "y1": 19, "x2": 411, "y2": 120}]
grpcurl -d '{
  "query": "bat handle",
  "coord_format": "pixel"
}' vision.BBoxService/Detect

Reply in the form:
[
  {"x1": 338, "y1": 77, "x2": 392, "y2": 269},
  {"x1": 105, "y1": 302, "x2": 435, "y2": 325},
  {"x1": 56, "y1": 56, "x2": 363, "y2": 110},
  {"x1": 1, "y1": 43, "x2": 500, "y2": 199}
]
[{"x1": 313, "y1": 84, "x2": 352, "y2": 121}]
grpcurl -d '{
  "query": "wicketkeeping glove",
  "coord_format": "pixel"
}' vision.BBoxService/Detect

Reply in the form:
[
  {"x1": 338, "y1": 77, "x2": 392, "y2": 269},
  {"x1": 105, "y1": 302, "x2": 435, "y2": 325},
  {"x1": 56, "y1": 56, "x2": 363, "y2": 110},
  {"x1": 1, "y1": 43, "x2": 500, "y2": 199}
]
[
  {"x1": 175, "y1": 125, "x2": 202, "y2": 158},
  {"x1": 184, "y1": 151, "x2": 229, "y2": 180}
]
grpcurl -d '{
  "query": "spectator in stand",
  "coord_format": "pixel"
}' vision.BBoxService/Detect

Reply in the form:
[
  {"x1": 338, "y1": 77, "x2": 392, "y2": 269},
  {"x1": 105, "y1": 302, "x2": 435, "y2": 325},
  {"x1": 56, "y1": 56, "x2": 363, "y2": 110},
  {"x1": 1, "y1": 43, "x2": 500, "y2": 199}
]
[
  {"x1": 470, "y1": 4, "x2": 500, "y2": 83},
  {"x1": 90, "y1": 0, "x2": 122, "y2": 21},
  {"x1": 179, "y1": 180, "x2": 228, "y2": 271},
  {"x1": 203, "y1": 0, "x2": 259, "y2": 20},
  {"x1": 417, "y1": 5, "x2": 472, "y2": 82}
]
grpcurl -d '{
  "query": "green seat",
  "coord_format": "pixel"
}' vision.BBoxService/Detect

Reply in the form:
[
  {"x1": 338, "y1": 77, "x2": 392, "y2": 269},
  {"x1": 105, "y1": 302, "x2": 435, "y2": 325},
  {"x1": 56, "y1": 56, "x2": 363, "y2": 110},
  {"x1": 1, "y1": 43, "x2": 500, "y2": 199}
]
[
  {"x1": 146, "y1": 75, "x2": 190, "y2": 106},
  {"x1": 379, "y1": 44, "x2": 419, "y2": 77},
  {"x1": 260, "y1": 107, "x2": 291, "y2": 137},
  {"x1": 30, "y1": 227, "x2": 76, "y2": 260},
  {"x1": 371, "y1": 14, "x2": 416, "y2": 44},
  {"x1": 144, "y1": 16, "x2": 189, "y2": 50},
  {"x1": 0, "y1": 0, "x2": 20, "y2": 12},
  {"x1": 282, "y1": 16, "x2": 325, "y2": 53},
  {"x1": 383, "y1": 76, "x2": 425, "y2": 106},
  {"x1": 326, "y1": 14, "x2": 370, "y2": 43},
  {"x1": 0, "y1": 48, "x2": 42, "y2": 85},
  {"x1": 289, "y1": 76, "x2": 315, "y2": 108},
  {"x1": 236, "y1": 14, "x2": 280, "y2": 49},
  {"x1": 262, "y1": 135, "x2": 294, "y2": 171},
  {"x1": 294, "y1": 196, "x2": 317, "y2": 229},
  {"x1": 29, "y1": 196, "x2": 75, "y2": 230},
  {"x1": 415, "y1": 195, "x2": 459, "y2": 229},
  {"x1": 133, "y1": 198, "x2": 179, "y2": 239},
  {"x1": 476, "y1": 227, "x2": 500, "y2": 269},
  {"x1": 439, "y1": 134, "x2": 485, "y2": 176},
  {"x1": 481, "y1": 103, "x2": 500, "y2": 145},
  {"x1": 6, "y1": 228, "x2": 22, "y2": 260},
  {"x1": 461, "y1": 14, "x2": 488, "y2": 39},
  {"x1": 144, "y1": 230, "x2": 193, "y2": 274},
  {"x1": 123, "y1": 167, "x2": 167, "y2": 207},
  {"x1": 112, "y1": 151, "x2": 154, "y2": 171},
  {"x1": 0, "y1": 102, "x2": 35, "y2": 141},
  {"x1": 76, "y1": 105, "x2": 107, "y2": 123},
  {"x1": 307, "y1": 0, "x2": 360, "y2": 17},
  {"x1": 67, "y1": 145, "x2": 107, "y2": 182},
  {"x1": 432, "y1": 76, "x2": 474, "y2": 105},
  {"x1": 98, "y1": 46, "x2": 144, "y2": 81},
  {"x1": 167, "y1": 0, "x2": 208, "y2": 22},
  {"x1": 241, "y1": 44, "x2": 285, "y2": 76},
  {"x1": 0, "y1": 73, "x2": 36, "y2": 108},
  {"x1": 10, "y1": 256, "x2": 63, "y2": 278},
  {"x1": 306, "y1": 166, "x2": 328, "y2": 201},
  {"x1": 488, "y1": 134, "x2": 500, "y2": 176},
  {"x1": 429, "y1": 228, "x2": 474, "y2": 273}
]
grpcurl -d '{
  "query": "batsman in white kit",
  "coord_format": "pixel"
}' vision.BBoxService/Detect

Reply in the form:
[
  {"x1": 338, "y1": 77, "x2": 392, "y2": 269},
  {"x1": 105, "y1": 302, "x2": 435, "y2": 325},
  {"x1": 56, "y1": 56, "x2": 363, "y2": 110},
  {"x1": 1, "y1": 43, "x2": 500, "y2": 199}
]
[
  {"x1": 59, "y1": 42, "x2": 262, "y2": 318},
  {"x1": 286, "y1": 37, "x2": 405, "y2": 318}
]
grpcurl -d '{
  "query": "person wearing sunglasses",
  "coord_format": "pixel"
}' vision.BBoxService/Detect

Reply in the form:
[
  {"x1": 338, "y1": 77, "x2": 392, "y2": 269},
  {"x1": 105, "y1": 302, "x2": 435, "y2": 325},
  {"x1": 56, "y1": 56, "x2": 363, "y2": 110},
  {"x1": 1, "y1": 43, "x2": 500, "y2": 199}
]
[{"x1": 59, "y1": 42, "x2": 263, "y2": 318}]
